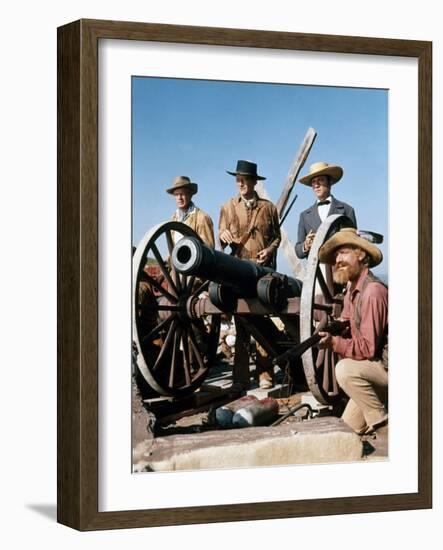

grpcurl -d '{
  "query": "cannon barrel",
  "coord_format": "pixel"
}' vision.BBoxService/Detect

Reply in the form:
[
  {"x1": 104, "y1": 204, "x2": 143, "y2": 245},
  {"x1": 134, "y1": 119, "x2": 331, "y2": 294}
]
[{"x1": 172, "y1": 237, "x2": 302, "y2": 300}]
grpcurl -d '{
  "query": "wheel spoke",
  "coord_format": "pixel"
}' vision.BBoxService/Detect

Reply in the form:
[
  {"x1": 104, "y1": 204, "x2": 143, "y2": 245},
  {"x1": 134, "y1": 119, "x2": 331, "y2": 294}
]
[
  {"x1": 323, "y1": 347, "x2": 330, "y2": 392},
  {"x1": 188, "y1": 328, "x2": 205, "y2": 371},
  {"x1": 138, "y1": 304, "x2": 182, "y2": 312},
  {"x1": 186, "y1": 275, "x2": 196, "y2": 293},
  {"x1": 141, "y1": 313, "x2": 175, "y2": 344},
  {"x1": 153, "y1": 318, "x2": 178, "y2": 371},
  {"x1": 180, "y1": 273, "x2": 188, "y2": 292},
  {"x1": 150, "y1": 242, "x2": 180, "y2": 297},
  {"x1": 331, "y1": 352, "x2": 338, "y2": 394},
  {"x1": 142, "y1": 271, "x2": 178, "y2": 304},
  {"x1": 312, "y1": 302, "x2": 333, "y2": 313},
  {"x1": 165, "y1": 228, "x2": 175, "y2": 256},
  {"x1": 154, "y1": 305, "x2": 182, "y2": 312},
  {"x1": 188, "y1": 335, "x2": 194, "y2": 365},
  {"x1": 165, "y1": 230, "x2": 183, "y2": 293},
  {"x1": 168, "y1": 325, "x2": 182, "y2": 387},
  {"x1": 181, "y1": 329, "x2": 192, "y2": 386},
  {"x1": 325, "y1": 264, "x2": 334, "y2": 292},
  {"x1": 316, "y1": 348, "x2": 325, "y2": 368},
  {"x1": 316, "y1": 265, "x2": 334, "y2": 303},
  {"x1": 193, "y1": 279, "x2": 209, "y2": 297}
]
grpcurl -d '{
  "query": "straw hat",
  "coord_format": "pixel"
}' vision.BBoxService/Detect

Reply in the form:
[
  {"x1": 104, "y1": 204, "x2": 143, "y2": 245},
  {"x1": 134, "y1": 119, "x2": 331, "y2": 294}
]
[
  {"x1": 226, "y1": 160, "x2": 266, "y2": 180},
  {"x1": 319, "y1": 227, "x2": 383, "y2": 267},
  {"x1": 166, "y1": 176, "x2": 198, "y2": 195},
  {"x1": 299, "y1": 161, "x2": 343, "y2": 186}
]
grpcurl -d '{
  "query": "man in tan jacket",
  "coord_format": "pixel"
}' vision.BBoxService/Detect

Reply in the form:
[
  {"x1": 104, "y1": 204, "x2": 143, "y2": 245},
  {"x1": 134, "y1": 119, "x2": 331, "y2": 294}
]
[
  {"x1": 167, "y1": 176, "x2": 215, "y2": 247},
  {"x1": 219, "y1": 160, "x2": 281, "y2": 390}
]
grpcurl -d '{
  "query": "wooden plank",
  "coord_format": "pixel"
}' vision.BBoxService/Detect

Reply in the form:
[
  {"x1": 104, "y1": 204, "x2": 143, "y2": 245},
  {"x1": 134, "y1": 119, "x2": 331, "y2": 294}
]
[
  {"x1": 156, "y1": 394, "x2": 235, "y2": 426},
  {"x1": 144, "y1": 389, "x2": 232, "y2": 421},
  {"x1": 275, "y1": 127, "x2": 317, "y2": 218}
]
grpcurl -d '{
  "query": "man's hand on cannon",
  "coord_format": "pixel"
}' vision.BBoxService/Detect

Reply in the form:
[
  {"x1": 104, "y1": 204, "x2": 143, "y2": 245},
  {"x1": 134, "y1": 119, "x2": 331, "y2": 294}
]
[
  {"x1": 256, "y1": 247, "x2": 271, "y2": 264},
  {"x1": 329, "y1": 319, "x2": 350, "y2": 336},
  {"x1": 318, "y1": 320, "x2": 350, "y2": 349},
  {"x1": 220, "y1": 229, "x2": 235, "y2": 245}
]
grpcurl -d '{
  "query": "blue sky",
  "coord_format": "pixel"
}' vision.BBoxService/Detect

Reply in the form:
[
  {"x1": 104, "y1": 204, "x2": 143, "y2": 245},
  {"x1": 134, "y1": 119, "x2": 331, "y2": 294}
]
[{"x1": 132, "y1": 77, "x2": 388, "y2": 276}]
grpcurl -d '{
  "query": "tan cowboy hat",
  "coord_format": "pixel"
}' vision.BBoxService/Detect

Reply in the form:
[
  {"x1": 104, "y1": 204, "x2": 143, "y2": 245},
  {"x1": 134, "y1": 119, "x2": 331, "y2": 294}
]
[
  {"x1": 319, "y1": 227, "x2": 383, "y2": 267},
  {"x1": 299, "y1": 161, "x2": 343, "y2": 186},
  {"x1": 166, "y1": 176, "x2": 198, "y2": 195}
]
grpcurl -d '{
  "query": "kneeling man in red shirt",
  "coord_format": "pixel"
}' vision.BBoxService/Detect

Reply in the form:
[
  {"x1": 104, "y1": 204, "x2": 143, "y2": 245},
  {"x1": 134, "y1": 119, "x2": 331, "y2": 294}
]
[{"x1": 318, "y1": 227, "x2": 388, "y2": 435}]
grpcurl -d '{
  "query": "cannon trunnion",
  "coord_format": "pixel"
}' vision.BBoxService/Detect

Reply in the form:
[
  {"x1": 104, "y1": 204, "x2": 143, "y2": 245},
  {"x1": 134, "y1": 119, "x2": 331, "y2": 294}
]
[{"x1": 132, "y1": 215, "x2": 352, "y2": 404}]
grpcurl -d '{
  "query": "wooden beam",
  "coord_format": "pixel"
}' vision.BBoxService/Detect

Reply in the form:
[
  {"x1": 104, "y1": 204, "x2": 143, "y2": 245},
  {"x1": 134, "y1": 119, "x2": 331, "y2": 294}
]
[{"x1": 276, "y1": 127, "x2": 317, "y2": 219}]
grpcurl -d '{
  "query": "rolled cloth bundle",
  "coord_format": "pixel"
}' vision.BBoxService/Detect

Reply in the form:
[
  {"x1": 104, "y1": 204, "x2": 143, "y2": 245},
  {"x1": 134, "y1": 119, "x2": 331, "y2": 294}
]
[{"x1": 215, "y1": 395, "x2": 258, "y2": 427}]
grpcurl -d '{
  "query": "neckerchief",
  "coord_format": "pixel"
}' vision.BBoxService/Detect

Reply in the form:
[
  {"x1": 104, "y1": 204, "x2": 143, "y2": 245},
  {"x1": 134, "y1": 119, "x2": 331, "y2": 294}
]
[
  {"x1": 176, "y1": 201, "x2": 196, "y2": 222},
  {"x1": 240, "y1": 192, "x2": 258, "y2": 210}
]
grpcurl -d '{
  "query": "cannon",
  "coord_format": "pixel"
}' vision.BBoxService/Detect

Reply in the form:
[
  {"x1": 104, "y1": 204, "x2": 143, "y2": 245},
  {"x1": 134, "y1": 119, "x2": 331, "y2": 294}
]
[
  {"x1": 171, "y1": 236, "x2": 302, "y2": 310},
  {"x1": 132, "y1": 214, "x2": 354, "y2": 404}
]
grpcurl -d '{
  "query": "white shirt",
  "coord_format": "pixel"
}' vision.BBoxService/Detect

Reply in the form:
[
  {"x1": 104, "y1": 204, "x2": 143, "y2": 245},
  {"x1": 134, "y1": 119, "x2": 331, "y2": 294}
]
[{"x1": 317, "y1": 195, "x2": 332, "y2": 222}]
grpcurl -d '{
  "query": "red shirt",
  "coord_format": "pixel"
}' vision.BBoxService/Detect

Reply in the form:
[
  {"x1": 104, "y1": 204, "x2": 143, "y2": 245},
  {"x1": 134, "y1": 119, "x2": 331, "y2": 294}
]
[{"x1": 332, "y1": 267, "x2": 388, "y2": 360}]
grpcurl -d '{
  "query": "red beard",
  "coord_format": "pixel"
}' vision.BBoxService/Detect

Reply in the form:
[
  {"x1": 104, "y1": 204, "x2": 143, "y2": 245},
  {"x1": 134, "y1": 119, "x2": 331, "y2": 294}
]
[{"x1": 333, "y1": 262, "x2": 361, "y2": 284}]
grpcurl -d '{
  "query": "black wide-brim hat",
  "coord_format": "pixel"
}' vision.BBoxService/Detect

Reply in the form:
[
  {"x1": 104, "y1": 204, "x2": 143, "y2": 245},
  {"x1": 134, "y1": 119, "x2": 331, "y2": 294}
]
[{"x1": 226, "y1": 160, "x2": 266, "y2": 180}]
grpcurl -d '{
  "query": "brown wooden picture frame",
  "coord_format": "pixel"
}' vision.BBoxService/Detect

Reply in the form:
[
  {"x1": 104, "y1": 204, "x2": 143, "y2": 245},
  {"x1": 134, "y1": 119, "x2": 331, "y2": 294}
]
[{"x1": 57, "y1": 18, "x2": 432, "y2": 531}]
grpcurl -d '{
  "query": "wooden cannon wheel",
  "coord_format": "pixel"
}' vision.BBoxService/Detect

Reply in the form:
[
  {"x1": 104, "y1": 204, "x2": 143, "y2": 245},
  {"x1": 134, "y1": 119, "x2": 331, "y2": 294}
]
[
  {"x1": 132, "y1": 221, "x2": 220, "y2": 398},
  {"x1": 299, "y1": 214, "x2": 355, "y2": 405}
]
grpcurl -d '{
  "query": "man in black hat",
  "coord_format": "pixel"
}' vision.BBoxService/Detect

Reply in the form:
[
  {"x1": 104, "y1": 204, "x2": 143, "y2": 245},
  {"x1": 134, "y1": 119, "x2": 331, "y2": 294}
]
[
  {"x1": 219, "y1": 160, "x2": 281, "y2": 391},
  {"x1": 295, "y1": 162, "x2": 357, "y2": 259}
]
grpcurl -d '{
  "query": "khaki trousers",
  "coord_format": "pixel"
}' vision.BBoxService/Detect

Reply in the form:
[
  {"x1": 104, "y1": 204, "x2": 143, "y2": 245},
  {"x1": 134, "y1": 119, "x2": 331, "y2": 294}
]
[{"x1": 335, "y1": 358, "x2": 388, "y2": 433}]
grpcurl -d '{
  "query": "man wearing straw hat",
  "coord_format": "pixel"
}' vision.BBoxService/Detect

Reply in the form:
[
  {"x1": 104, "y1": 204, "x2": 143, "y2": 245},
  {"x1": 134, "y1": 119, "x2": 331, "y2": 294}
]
[
  {"x1": 317, "y1": 227, "x2": 388, "y2": 435},
  {"x1": 167, "y1": 176, "x2": 215, "y2": 247},
  {"x1": 219, "y1": 160, "x2": 281, "y2": 391},
  {"x1": 295, "y1": 162, "x2": 357, "y2": 259}
]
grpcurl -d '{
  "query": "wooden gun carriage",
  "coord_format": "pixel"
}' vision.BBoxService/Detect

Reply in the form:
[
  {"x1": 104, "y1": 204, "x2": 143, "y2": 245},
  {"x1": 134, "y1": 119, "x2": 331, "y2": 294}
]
[{"x1": 132, "y1": 214, "x2": 354, "y2": 406}]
